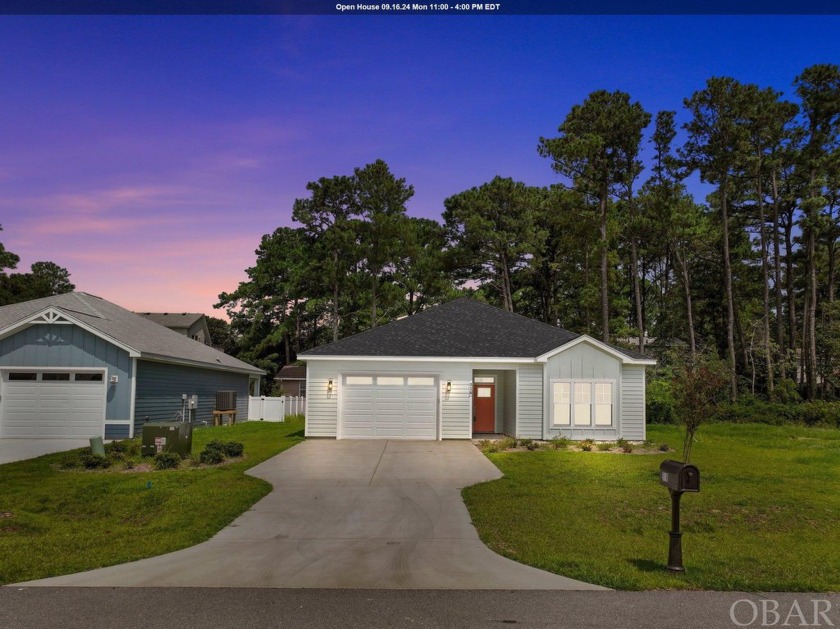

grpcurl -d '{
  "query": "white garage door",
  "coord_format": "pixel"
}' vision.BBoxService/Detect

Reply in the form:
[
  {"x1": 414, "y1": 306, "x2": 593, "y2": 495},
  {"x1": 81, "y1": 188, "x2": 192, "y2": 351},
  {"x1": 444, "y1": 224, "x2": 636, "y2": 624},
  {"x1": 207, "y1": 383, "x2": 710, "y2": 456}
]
[
  {"x1": 341, "y1": 375, "x2": 438, "y2": 439},
  {"x1": 0, "y1": 370, "x2": 106, "y2": 438}
]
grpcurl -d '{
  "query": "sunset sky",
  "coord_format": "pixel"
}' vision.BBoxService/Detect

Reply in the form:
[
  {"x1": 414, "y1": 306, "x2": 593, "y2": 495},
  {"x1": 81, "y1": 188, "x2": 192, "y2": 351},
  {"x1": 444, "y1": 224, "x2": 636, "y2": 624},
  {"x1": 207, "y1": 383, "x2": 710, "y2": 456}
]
[{"x1": 1, "y1": 10, "x2": 838, "y2": 316}]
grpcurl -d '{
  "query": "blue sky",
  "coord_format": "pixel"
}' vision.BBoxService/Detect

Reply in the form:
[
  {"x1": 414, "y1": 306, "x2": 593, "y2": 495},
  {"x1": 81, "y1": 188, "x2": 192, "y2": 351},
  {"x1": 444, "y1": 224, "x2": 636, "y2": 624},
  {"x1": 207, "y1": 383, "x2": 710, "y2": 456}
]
[{"x1": 1, "y1": 14, "x2": 838, "y2": 314}]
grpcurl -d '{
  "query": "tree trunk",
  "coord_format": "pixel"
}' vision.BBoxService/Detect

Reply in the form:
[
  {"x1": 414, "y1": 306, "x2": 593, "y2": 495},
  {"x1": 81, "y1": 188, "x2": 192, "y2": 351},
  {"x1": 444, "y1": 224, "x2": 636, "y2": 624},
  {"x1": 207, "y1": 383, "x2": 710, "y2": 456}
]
[
  {"x1": 332, "y1": 251, "x2": 340, "y2": 343},
  {"x1": 599, "y1": 190, "x2": 610, "y2": 343},
  {"x1": 674, "y1": 247, "x2": 697, "y2": 361},
  {"x1": 784, "y1": 211, "x2": 797, "y2": 361},
  {"x1": 807, "y1": 222, "x2": 818, "y2": 399},
  {"x1": 757, "y1": 173, "x2": 774, "y2": 393},
  {"x1": 631, "y1": 238, "x2": 644, "y2": 354},
  {"x1": 721, "y1": 184, "x2": 738, "y2": 401},
  {"x1": 771, "y1": 171, "x2": 785, "y2": 378},
  {"x1": 371, "y1": 274, "x2": 378, "y2": 329}
]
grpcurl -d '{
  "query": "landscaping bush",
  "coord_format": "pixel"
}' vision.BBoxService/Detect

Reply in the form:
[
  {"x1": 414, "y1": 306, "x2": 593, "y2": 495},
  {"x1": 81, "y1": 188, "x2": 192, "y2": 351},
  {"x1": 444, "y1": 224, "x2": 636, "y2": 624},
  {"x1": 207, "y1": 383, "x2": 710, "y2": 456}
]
[
  {"x1": 596, "y1": 442, "x2": 613, "y2": 451},
  {"x1": 105, "y1": 439, "x2": 140, "y2": 457},
  {"x1": 222, "y1": 441, "x2": 244, "y2": 458},
  {"x1": 658, "y1": 443, "x2": 670, "y2": 452},
  {"x1": 526, "y1": 441, "x2": 538, "y2": 451},
  {"x1": 579, "y1": 439, "x2": 594, "y2": 452},
  {"x1": 154, "y1": 451, "x2": 182, "y2": 470},
  {"x1": 199, "y1": 448, "x2": 225, "y2": 465},
  {"x1": 549, "y1": 436, "x2": 570, "y2": 450},
  {"x1": 497, "y1": 436, "x2": 517, "y2": 450},
  {"x1": 518, "y1": 438, "x2": 533, "y2": 448},
  {"x1": 621, "y1": 442, "x2": 634, "y2": 453},
  {"x1": 79, "y1": 454, "x2": 111, "y2": 469}
]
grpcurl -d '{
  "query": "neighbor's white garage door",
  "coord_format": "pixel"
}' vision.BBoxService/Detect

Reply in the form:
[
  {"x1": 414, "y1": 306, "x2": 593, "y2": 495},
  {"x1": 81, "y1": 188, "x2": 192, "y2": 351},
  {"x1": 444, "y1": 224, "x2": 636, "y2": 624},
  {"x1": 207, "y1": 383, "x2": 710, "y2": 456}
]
[
  {"x1": 0, "y1": 370, "x2": 106, "y2": 438},
  {"x1": 341, "y1": 375, "x2": 438, "y2": 439}
]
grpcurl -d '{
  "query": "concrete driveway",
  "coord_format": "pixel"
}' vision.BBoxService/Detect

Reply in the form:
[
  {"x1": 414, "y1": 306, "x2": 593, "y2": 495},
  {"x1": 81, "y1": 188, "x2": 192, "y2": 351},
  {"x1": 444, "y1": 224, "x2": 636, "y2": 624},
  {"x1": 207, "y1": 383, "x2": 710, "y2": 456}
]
[
  {"x1": 0, "y1": 439, "x2": 90, "y2": 465},
  {"x1": 18, "y1": 440, "x2": 604, "y2": 590}
]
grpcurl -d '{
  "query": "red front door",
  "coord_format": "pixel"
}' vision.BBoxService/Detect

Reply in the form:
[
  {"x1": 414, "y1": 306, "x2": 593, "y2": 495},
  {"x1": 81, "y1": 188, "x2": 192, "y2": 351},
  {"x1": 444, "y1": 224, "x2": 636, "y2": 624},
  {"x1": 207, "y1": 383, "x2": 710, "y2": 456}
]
[{"x1": 473, "y1": 384, "x2": 496, "y2": 433}]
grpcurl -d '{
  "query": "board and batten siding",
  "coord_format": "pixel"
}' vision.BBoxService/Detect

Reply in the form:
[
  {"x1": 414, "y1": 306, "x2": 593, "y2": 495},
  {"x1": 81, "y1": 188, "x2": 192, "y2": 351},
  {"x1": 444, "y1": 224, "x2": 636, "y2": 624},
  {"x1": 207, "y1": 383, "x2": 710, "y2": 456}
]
[
  {"x1": 503, "y1": 370, "x2": 516, "y2": 436},
  {"x1": 620, "y1": 364, "x2": 646, "y2": 440},
  {"x1": 304, "y1": 359, "x2": 474, "y2": 439},
  {"x1": 0, "y1": 323, "x2": 133, "y2": 437},
  {"x1": 134, "y1": 360, "x2": 250, "y2": 435},
  {"x1": 544, "y1": 341, "x2": 623, "y2": 440},
  {"x1": 516, "y1": 364, "x2": 543, "y2": 439}
]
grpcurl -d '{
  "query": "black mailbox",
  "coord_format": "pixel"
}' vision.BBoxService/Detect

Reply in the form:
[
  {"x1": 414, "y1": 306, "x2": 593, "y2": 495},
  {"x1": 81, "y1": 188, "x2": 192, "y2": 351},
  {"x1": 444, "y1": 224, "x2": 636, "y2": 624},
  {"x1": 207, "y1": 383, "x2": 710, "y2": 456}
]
[{"x1": 659, "y1": 460, "x2": 700, "y2": 492}]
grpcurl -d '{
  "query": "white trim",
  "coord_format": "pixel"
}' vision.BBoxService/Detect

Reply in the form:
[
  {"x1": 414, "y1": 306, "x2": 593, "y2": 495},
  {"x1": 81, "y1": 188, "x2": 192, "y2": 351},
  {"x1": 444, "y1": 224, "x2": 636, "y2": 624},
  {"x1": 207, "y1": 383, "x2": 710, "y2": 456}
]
[
  {"x1": 536, "y1": 335, "x2": 657, "y2": 365},
  {"x1": 0, "y1": 307, "x2": 141, "y2": 358},
  {"x1": 301, "y1": 355, "x2": 537, "y2": 364},
  {"x1": 129, "y1": 357, "x2": 137, "y2": 438},
  {"x1": 549, "y1": 378, "x2": 616, "y2": 430}
]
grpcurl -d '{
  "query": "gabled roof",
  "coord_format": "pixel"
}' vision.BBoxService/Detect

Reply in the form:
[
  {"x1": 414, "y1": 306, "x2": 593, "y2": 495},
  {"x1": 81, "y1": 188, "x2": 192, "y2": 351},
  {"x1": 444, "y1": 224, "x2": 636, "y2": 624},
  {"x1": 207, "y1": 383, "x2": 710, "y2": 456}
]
[
  {"x1": 0, "y1": 293, "x2": 263, "y2": 375},
  {"x1": 137, "y1": 312, "x2": 205, "y2": 329},
  {"x1": 299, "y1": 298, "x2": 653, "y2": 363},
  {"x1": 277, "y1": 365, "x2": 306, "y2": 380}
]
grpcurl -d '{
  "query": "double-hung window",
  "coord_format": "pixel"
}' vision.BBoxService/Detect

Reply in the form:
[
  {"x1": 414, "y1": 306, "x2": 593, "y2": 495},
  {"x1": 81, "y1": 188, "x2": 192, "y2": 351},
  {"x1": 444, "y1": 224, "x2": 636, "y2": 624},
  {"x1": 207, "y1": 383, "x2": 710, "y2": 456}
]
[{"x1": 551, "y1": 380, "x2": 614, "y2": 427}]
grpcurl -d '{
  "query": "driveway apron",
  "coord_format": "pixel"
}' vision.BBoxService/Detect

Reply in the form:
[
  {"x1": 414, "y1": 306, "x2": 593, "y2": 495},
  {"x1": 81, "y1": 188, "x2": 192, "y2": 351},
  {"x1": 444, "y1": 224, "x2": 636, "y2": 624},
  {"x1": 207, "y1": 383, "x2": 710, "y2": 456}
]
[{"x1": 18, "y1": 440, "x2": 604, "y2": 590}]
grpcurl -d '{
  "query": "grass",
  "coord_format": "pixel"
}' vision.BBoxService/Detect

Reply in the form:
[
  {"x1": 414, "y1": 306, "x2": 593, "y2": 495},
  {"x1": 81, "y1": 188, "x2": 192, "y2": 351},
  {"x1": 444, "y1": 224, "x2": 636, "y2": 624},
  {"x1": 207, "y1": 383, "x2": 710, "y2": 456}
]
[
  {"x1": 0, "y1": 417, "x2": 304, "y2": 585},
  {"x1": 462, "y1": 423, "x2": 840, "y2": 591}
]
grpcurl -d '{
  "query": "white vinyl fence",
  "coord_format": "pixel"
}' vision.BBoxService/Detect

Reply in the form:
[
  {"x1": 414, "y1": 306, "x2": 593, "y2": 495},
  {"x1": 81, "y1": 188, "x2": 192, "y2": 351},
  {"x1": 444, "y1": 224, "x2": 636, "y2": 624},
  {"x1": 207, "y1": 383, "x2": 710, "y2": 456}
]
[{"x1": 248, "y1": 396, "x2": 306, "y2": 422}]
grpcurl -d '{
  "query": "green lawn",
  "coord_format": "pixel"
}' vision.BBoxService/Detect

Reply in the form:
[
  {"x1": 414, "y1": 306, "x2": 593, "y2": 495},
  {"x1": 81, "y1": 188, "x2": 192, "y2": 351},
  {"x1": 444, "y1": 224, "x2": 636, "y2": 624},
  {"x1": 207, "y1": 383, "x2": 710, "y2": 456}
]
[
  {"x1": 462, "y1": 423, "x2": 840, "y2": 591},
  {"x1": 0, "y1": 417, "x2": 304, "y2": 585}
]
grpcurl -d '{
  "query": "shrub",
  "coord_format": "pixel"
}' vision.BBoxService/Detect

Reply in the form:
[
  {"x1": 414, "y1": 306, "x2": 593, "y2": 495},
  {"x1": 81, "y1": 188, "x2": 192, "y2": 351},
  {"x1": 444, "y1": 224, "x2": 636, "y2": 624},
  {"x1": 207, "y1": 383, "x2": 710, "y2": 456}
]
[
  {"x1": 222, "y1": 441, "x2": 244, "y2": 458},
  {"x1": 659, "y1": 443, "x2": 670, "y2": 452},
  {"x1": 579, "y1": 439, "x2": 594, "y2": 452},
  {"x1": 770, "y1": 378, "x2": 801, "y2": 404},
  {"x1": 154, "y1": 451, "x2": 182, "y2": 470},
  {"x1": 642, "y1": 439, "x2": 654, "y2": 449},
  {"x1": 549, "y1": 436, "x2": 570, "y2": 450},
  {"x1": 105, "y1": 439, "x2": 140, "y2": 457},
  {"x1": 621, "y1": 442, "x2": 634, "y2": 453},
  {"x1": 596, "y1": 442, "x2": 613, "y2": 451},
  {"x1": 616, "y1": 438, "x2": 629, "y2": 449},
  {"x1": 526, "y1": 441, "x2": 538, "y2": 451},
  {"x1": 79, "y1": 454, "x2": 111, "y2": 469},
  {"x1": 477, "y1": 439, "x2": 491, "y2": 450},
  {"x1": 497, "y1": 436, "x2": 517, "y2": 450},
  {"x1": 199, "y1": 448, "x2": 225, "y2": 465},
  {"x1": 518, "y1": 438, "x2": 533, "y2": 448}
]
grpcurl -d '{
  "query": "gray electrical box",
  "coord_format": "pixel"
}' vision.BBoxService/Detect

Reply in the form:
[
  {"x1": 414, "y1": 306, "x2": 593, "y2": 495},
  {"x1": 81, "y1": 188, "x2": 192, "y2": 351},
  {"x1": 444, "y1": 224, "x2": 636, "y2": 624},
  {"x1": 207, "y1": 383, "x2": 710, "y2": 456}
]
[{"x1": 142, "y1": 421, "x2": 193, "y2": 457}]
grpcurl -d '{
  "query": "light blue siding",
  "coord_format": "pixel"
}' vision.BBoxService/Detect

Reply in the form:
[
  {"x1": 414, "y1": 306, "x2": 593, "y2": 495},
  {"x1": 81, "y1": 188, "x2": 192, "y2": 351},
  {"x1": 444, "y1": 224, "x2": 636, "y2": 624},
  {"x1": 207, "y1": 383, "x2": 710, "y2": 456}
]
[
  {"x1": 134, "y1": 360, "x2": 250, "y2": 435},
  {"x1": 516, "y1": 365, "x2": 543, "y2": 439},
  {"x1": 620, "y1": 365, "x2": 646, "y2": 440},
  {"x1": 0, "y1": 323, "x2": 132, "y2": 437}
]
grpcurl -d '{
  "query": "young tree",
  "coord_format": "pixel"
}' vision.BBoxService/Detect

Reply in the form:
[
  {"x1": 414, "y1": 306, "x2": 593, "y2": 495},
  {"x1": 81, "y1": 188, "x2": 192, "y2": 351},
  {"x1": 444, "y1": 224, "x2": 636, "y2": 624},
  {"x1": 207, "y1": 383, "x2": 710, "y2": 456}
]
[{"x1": 539, "y1": 90, "x2": 650, "y2": 342}]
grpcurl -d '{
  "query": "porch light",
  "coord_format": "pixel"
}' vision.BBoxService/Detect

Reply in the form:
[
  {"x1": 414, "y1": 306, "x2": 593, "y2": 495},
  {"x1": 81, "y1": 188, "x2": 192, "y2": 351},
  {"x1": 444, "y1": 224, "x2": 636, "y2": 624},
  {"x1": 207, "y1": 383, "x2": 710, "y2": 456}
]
[
  {"x1": 446, "y1": 381, "x2": 451, "y2": 393},
  {"x1": 327, "y1": 379, "x2": 333, "y2": 392}
]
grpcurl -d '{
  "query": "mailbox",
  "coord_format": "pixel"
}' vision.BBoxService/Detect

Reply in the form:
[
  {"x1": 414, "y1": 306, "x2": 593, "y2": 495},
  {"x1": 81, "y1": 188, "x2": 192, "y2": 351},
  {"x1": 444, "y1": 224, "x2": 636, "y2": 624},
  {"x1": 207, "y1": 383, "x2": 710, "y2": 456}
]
[{"x1": 659, "y1": 460, "x2": 700, "y2": 492}]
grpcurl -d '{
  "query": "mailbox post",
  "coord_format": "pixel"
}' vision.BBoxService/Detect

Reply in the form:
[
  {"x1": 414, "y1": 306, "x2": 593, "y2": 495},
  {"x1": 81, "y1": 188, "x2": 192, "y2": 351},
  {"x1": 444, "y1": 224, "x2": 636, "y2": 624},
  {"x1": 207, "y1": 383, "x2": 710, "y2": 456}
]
[{"x1": 659, "y1": 460, "x2": 700, "y2": 572}]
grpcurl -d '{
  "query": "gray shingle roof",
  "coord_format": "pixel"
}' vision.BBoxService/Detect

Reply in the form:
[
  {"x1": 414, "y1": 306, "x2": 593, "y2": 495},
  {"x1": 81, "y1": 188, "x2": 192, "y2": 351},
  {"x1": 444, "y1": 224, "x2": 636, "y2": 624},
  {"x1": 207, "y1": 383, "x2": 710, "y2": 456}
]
[
  {"x1": 0, "y1": 293, "x2": 263, "y2": 375},
  {"x1": 300, "y1": 298, "x2": 651, "y2": 361},
  {"x1": 277, "y1": 365, "x2": 306, "y2": 379},
  {"x1": 137, "y1": 312, "x2": 205, "y2": 329}
]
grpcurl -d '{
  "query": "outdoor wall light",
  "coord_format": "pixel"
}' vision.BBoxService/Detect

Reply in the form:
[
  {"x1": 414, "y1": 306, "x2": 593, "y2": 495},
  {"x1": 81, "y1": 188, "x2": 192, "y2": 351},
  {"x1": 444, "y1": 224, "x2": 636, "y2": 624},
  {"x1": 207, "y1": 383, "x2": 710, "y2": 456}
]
[
  {"x1": 446, "y1": 381, "x2": 452, "y2": 393},
  {"x1": 327, "y1": 379, "x2": 333, "y2": 392}
]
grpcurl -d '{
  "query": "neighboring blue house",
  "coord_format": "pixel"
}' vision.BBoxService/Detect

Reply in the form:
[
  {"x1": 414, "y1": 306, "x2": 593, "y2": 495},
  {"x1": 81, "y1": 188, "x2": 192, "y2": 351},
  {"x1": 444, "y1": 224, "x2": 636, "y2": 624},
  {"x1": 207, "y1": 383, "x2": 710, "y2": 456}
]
[{"x1": 0, "y1": 292, "x2": 263, "y2": 439}]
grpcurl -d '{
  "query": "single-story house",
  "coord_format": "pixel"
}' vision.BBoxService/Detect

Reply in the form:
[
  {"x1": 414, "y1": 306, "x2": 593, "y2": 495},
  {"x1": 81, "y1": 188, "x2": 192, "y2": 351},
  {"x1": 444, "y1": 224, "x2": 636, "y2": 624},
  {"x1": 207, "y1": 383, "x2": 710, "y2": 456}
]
[
  {"x1": 137, "y1": 312, "x2": 212, "y2": 346},
  {"x1": 299, "y1": 298, "x2": 655, "y2": 441},
  {"x1": 276, "y1": 365, "x2": 306, "y2": 396},
  {"x1": 0, "y1": 292, "x2": 263, "y2": 440}
]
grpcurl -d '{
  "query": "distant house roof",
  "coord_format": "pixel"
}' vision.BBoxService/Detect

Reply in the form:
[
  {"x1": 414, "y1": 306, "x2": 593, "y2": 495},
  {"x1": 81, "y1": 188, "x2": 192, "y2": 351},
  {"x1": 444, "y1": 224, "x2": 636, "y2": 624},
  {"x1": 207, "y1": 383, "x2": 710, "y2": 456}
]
[
  {"x1": 299, "y1": 298, "x2": 652, "y2": 363},
  {"x1": 137, "y1": 312, "x2": 205, "y2": 329},
  {"x1": 0, "y1": 292, "x2": 263, "y2": 375},
  {"x1": 276, "y1": 365, "x2": 306, "y2": 380}
]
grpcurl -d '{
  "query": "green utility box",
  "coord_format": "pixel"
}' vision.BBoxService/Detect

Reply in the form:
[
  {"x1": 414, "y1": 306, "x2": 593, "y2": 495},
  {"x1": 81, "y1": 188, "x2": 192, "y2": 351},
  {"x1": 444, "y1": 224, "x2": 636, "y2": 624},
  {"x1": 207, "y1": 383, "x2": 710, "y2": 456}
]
[{"x1": 141, "y1": 421, "x2": 193, "y2": 457}]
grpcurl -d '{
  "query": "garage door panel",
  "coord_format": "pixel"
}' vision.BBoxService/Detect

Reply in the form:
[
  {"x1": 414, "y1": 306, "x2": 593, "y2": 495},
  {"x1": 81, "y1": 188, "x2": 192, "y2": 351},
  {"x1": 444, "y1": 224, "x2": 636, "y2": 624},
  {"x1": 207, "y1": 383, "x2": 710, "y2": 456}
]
[
  {"x1": 1, "y1": 371, "x2": 105, "y2": 438},
  {"x1": 342, "y1": 375, "x2": 437, "y2": 440}
]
